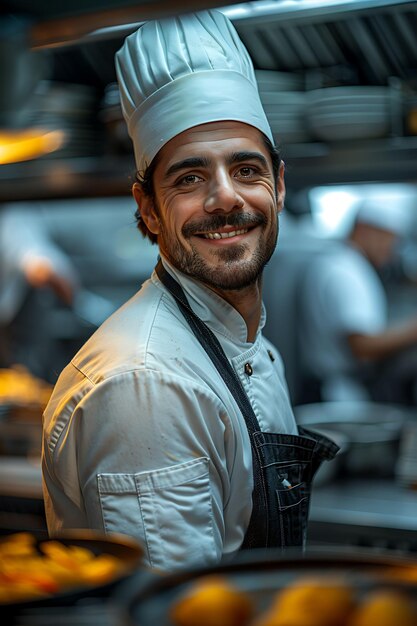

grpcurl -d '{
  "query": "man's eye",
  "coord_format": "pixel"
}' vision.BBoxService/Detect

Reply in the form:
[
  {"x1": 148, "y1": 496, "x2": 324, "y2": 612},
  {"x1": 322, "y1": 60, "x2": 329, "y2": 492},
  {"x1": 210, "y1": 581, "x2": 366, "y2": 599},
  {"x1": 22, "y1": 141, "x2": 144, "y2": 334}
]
[
  {"x1": 179, "y1": 174, "x2": 202, "y2": 185},
  {"x1": 237, "y1": 166, "x2": 256, "y2": 178}
]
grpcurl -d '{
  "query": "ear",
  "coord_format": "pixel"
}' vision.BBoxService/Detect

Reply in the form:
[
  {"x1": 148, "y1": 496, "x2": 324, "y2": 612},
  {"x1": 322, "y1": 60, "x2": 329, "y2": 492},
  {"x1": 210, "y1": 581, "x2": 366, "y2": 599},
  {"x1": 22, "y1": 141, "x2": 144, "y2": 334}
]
[
  {"x1": 132, "y1": 183, "x2": 160, "y2": 236},
  {"x1": 276, "y1": 160, "x2": 286, "y2": 213}
]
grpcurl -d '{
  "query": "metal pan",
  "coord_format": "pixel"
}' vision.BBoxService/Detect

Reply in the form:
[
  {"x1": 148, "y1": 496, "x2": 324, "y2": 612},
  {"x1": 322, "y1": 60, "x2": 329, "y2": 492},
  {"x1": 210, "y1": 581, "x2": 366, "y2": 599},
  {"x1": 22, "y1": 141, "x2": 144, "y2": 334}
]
[
  {"x1": 0, "y1": 529, "x2": 144, "y2": 618},
  {"x1": 294, "y1": 401, "x2": 414, "y2": 478}
]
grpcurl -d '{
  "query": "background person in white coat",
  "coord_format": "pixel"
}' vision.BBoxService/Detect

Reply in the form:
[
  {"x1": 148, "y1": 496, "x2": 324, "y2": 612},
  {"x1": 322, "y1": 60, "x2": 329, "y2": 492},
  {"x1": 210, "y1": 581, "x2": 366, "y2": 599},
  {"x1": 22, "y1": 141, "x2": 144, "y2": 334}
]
[{"x1": 300, "y1": 198, "x2": 417, "y2": 404}]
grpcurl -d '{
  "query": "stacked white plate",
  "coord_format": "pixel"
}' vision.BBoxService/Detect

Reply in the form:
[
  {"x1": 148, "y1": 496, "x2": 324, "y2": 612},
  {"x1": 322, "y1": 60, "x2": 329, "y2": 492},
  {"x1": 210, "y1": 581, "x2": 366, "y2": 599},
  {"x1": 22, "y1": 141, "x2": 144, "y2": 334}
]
[
  {"x1": 306, "y1": 86, "x2": 393, "y2": 141},
  {"x1": 259, "y1": 90, "x2": 311, "y2": 144}
]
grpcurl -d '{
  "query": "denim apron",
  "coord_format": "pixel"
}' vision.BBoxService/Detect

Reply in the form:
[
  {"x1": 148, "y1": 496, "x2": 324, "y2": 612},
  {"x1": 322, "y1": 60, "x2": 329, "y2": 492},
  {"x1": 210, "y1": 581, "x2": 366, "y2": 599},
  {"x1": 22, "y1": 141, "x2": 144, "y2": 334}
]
[{"x1": 155, "y1": 261, "x2": 339, "y2": 550}]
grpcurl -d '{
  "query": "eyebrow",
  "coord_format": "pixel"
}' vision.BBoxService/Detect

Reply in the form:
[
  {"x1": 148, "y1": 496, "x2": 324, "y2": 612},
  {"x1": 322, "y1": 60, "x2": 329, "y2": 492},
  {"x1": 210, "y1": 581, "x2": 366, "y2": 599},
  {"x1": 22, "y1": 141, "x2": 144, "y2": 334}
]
[
  {"x1": 164, "y1": 151, "x2": 269, "y2": 179},
  {"x1": 165, "y1": 156, "x2": 210, "y2": 178},
  {"x1": 228, "y1": 151, "x2": 269, "y2": 169}
]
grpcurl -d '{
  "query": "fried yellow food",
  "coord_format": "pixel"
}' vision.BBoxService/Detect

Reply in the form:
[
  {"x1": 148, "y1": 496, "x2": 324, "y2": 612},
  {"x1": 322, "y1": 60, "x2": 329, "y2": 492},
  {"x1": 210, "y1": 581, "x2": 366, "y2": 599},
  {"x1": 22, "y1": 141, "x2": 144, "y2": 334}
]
[
  {"x1": 347, "y1": 590, "x2": 417, "y2": 626},
  {"x1": 380, "y1": 566, "x2": 417, "y2": 584},
  {"x1": 252, "y1": 577, "x2": 355, "y2": 626},
  {"x1": 0, "y1": 365, "x2": 52, "y2": 407},
  {"x1": 170, "y1": 575, "x2": 254, "y2": 626},
  {"x1": 0, "y1": 532, "x2": 124, "y2": 604}
]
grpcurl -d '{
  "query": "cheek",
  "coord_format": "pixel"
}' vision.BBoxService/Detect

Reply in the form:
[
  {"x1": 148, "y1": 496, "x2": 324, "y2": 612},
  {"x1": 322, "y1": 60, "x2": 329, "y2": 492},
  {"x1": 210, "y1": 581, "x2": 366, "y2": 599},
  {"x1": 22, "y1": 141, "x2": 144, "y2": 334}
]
[
  {"x1": 248, "y1": 185, "x2": 278, "y2": 213},
  {"x1": 246, "y1": 179, "x2": 276, "y2": 199},
  {"x1": 165, "y1": 186, "x2": 207, "y2": 215},
  {"x1": 159, "y1": 197, "x2": 194, "y2": 239}
]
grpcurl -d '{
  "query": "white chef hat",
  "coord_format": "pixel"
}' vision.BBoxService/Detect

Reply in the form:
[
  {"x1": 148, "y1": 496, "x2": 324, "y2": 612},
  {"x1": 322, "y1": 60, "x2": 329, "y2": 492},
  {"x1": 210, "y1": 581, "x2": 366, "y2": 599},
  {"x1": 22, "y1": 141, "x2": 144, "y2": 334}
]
[
  {"x1": 115, "y1": 10, "x2": 273, "y2": 173},
  {"x1": 355, "y1": 196, "x2": 413, "y2": 237}
]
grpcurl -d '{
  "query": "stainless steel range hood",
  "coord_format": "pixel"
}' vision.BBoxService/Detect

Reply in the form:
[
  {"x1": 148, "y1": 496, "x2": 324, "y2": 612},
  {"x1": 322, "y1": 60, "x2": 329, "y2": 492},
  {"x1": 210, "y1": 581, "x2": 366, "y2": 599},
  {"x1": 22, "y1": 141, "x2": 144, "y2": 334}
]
[
  {"x1": 3, "y1": 0, "x2": 241, "y2": 48},
  {"x1": 1, "y1": 0, "x2": 416, "y2": 199}
]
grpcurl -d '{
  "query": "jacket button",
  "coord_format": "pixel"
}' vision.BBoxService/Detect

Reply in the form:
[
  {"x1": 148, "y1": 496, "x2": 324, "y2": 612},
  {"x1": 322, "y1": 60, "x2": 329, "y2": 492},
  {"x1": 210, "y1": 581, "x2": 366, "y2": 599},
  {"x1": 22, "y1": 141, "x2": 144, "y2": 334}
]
[
  {"x1": 244, "y1": 362, "x2": 253, "y2": 376},
  {"x1": 268, "y1": 350, "x2": 275, "y2": 362}
]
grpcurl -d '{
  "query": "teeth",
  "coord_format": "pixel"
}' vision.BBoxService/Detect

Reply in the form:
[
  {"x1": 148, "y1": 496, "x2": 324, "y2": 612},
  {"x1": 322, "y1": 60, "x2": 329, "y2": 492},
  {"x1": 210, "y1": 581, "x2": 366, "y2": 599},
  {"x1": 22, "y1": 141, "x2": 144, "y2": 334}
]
[{"x1": 204, "y1": 229, "x2": 248, "y2": 240}]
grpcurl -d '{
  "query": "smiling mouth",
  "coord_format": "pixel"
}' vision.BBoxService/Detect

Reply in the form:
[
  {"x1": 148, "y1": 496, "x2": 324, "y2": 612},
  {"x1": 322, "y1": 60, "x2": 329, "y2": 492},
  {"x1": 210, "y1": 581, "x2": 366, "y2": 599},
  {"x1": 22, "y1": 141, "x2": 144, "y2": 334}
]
[{"x1": 201, "y1": 228, "x2": 249, "y2": 240}]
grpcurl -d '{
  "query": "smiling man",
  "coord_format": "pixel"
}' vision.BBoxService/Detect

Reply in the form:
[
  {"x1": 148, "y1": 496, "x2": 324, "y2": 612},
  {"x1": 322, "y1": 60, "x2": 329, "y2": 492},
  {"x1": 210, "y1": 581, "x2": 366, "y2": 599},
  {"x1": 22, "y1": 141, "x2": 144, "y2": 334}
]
[{"x1": 42, "y1": 10, "x2": 337, "y2": 572}]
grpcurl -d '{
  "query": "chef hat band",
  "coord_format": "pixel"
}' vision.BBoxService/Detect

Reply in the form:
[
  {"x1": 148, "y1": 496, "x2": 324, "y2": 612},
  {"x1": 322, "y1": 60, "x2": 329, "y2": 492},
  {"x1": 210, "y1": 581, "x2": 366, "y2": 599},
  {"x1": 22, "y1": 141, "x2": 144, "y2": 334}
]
[{"x1": 115, "y1": 10, "x2": 273, "y2": 173}]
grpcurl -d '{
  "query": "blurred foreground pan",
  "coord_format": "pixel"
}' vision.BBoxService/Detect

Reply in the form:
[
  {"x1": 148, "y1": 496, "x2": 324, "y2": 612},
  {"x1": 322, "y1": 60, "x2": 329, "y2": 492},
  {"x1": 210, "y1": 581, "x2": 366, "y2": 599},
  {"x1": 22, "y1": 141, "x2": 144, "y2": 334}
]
[{"x1": 115, "y1": 546, "x2": 417, "y2": 626}]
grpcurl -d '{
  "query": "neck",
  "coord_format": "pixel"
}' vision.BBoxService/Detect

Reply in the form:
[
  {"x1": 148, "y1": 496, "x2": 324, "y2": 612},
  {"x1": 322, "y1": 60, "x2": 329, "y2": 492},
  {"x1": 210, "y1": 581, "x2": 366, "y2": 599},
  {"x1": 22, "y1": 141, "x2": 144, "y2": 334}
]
[
  {"x1": 160, "y1": 256, "x2": 263, "y2": 343},
  {"x1": 213, "y1": 280, "x2": 263, "y2": 343}
]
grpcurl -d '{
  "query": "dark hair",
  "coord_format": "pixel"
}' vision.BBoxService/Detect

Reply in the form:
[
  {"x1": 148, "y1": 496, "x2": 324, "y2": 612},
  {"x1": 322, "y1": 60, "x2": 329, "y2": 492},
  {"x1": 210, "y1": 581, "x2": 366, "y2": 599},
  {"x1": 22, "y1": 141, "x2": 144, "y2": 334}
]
[
  {"x1": 134, "y1": 134, "x2": 281, "y2": 244},
  {"x1": 134, "y1": 153, "x2": 160, "y2": 244}
]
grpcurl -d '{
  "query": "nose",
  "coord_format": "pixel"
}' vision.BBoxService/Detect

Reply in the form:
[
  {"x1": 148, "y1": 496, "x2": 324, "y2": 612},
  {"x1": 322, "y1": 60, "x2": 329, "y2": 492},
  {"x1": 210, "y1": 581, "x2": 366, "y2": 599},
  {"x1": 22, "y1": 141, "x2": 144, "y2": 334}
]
[{"x1": 204, "y1": 170, "x2": 244, "y2": 213}]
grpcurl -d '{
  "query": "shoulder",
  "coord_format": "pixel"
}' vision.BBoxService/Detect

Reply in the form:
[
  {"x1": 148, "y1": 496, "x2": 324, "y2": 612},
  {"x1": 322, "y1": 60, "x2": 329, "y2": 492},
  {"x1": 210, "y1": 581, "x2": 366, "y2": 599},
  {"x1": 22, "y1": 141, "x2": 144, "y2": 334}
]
[
  {"x1": 44, "y1": 279, "x2": 223, "y2": 434},
  {"x1": 71, "y1": 278, "x2": 207, "y2": 384}
]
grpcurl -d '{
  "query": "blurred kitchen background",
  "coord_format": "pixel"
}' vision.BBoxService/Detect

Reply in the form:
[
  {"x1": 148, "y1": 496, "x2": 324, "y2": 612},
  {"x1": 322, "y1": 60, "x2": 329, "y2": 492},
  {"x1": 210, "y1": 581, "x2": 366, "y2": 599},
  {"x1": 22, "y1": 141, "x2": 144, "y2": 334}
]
[{"x1": 1, "y1": 0, "x2": 417, "y2": 553}]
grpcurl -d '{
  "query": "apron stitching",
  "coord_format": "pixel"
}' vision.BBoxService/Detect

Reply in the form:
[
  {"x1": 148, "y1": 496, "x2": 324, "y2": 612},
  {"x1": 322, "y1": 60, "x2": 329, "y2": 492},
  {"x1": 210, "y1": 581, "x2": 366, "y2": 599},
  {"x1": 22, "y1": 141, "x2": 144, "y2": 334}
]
[{"x1": 262, "y1": 460, "x2": 309, "y2": 469}]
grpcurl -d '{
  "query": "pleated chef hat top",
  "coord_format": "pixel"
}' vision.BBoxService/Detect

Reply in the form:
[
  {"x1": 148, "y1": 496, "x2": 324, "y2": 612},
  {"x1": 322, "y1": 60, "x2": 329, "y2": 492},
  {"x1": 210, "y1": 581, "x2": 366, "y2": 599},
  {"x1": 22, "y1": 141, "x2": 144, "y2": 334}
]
[
  {"x1": 115, "y1": 10, "x2": 273, "y2": 173},
  {"x1": 356, "y1": 196, "x2": 412, "y2": 237}
]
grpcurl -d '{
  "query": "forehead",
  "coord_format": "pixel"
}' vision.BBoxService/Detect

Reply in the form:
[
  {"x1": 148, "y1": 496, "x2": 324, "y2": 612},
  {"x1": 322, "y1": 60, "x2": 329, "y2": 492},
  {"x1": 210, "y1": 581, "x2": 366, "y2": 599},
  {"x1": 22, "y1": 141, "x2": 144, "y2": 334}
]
[{"x1": 155, "y1": 121, "x2": 270, "y2": 172}]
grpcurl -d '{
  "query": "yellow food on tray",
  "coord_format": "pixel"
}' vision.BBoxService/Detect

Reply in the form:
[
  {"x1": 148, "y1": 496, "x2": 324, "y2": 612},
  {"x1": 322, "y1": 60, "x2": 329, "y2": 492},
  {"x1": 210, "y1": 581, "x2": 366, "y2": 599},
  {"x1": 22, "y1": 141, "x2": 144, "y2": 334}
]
[
  {"x1": 0, "y1": 532, "x2": 124, "y2": 604},
  {"x1": 348, "y1": 590, "x2": 417, "y2": 626},
  {"x1": 170, "y1": 575, "x2": 254, "y2": 626},
  {"x1": 253, "y1": 576, "x2": 355, "y2": 626},
  {"x1": 170, "y1": 573, "x2": 417, "y2": 626},
  {"x1": 0, "y1": 365, "x2": 52, "y2": 409}
]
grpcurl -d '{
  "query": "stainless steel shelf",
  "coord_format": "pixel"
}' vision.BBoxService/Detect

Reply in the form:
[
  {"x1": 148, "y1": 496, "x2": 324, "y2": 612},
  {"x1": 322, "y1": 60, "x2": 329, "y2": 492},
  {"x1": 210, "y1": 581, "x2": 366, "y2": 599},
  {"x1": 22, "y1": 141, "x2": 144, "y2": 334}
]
[
  {"x1": 1, "y1": 135, "x2": 417, "y2": 202},
  {"x1": 283, "y1": 135, "x2": 417, "y2": 189},
  {"x1": 0, "y1": 155, "x2": 135, "y2": 202}
]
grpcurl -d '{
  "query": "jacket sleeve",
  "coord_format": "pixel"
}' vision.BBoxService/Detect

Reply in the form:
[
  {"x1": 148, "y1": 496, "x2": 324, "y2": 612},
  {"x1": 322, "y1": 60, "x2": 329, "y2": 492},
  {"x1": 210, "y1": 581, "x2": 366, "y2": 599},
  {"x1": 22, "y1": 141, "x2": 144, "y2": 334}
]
[{"x1": 43, "y1": 367, "x2": 244, "y2": 572}]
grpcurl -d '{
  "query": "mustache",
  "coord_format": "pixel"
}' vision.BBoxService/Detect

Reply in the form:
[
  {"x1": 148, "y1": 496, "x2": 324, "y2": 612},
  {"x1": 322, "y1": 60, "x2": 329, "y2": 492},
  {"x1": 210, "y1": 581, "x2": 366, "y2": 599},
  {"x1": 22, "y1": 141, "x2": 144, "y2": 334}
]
[{"x1": 182, "y1": 213, "x2": 267, "y2": 237}]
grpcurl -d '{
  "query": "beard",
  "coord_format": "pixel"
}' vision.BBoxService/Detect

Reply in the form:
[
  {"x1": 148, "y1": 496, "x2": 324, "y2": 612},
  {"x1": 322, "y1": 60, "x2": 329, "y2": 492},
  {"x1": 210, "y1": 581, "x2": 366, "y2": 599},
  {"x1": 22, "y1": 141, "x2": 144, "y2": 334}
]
[{"x1": 158, "y1": 211, "x2": 279, "y2": 291}]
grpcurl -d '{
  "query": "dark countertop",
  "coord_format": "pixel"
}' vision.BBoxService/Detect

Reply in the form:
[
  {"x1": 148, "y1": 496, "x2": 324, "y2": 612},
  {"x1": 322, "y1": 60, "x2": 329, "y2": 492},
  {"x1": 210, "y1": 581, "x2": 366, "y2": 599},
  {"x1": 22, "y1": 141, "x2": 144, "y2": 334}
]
[{"x1": 309, "y1": 477, "x2": 417, "y2": 551}]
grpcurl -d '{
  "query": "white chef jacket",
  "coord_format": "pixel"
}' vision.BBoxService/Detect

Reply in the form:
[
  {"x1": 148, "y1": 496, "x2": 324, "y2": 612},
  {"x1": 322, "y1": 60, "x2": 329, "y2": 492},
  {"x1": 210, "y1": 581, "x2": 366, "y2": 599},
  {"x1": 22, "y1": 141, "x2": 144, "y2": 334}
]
[
  {"x1": 299, "y1": 242, "x2": 387, "y2": 400},
  {"x1": 42, "y1": 257, "x2": 297, "y2": 572}
]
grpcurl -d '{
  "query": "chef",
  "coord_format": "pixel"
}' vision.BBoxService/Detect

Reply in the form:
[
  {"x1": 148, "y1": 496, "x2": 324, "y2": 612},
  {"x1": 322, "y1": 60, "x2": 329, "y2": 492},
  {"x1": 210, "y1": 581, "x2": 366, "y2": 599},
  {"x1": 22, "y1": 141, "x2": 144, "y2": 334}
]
[{"x1": 42, "y1": 9, "x2": 337, "y2": 572}]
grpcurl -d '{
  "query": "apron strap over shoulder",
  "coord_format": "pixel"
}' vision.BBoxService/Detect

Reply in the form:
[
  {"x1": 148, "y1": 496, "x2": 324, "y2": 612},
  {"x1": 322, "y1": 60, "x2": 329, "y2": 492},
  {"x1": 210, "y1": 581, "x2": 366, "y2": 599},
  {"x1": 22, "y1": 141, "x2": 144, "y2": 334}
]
[{"x1": 155, "y1": 259, "x2": 262, "y2": 434}]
